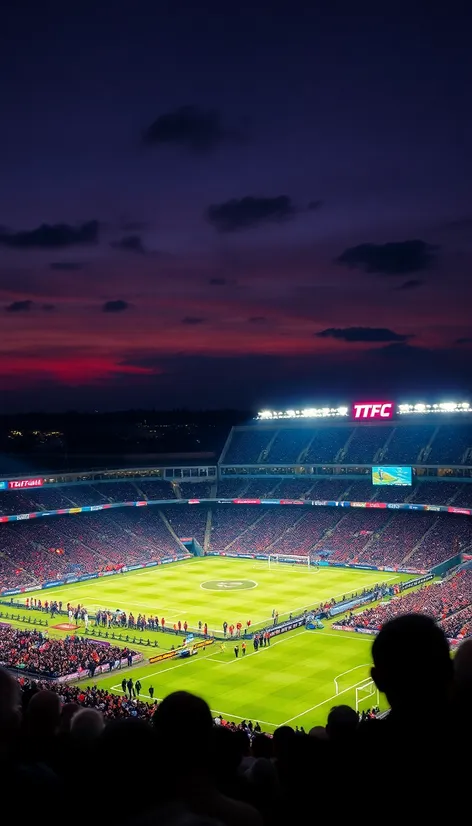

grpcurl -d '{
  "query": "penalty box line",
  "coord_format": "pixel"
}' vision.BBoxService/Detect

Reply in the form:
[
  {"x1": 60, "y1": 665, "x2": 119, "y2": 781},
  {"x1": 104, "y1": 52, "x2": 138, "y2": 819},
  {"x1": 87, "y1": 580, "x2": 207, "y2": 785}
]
[{"x1": 109, "y1": 650, "x2": 278, "y2": 727}]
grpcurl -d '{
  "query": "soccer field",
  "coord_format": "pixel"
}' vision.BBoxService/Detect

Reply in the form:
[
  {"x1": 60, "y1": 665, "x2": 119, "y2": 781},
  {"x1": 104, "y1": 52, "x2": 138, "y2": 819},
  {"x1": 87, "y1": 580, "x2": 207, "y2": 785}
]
[{"x1": 17, "y1": 558, "x2": 414, "y2": 730}]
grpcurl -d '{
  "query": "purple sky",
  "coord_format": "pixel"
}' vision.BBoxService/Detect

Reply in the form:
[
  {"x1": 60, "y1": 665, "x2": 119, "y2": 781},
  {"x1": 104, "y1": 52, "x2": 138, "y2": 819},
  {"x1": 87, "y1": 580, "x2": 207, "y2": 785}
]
[{"x1": 1, "y1": 1, "x2": 471, "y2": 411}]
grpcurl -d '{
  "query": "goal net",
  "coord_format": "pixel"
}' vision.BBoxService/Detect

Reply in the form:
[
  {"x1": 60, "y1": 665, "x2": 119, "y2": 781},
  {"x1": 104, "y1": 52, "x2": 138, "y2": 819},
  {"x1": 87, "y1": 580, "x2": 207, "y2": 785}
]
[
  {"x1": 334, "y1": 663, "x2": 379, "y2": 711},
  {"x1": 355, "y1": 680, "x2": 379, "y2": 712},
  {"x1": 268, "y1": 554, "x2": 310, "y2": 569}
]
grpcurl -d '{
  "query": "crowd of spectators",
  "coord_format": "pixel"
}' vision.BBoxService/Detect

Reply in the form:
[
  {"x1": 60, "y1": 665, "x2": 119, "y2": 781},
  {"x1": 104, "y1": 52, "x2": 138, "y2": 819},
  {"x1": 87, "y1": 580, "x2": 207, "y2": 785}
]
[
  {"x1": 1, "y1": 614, "x2": 471, "y2": 822},
  {"x1": 336, "y1": 570, "x2": 472, "y2": 638},
  {"x1": 0, "y1": 625, "x2": 138, "y2": 677},
  {"x1": 0, "y1": 471, "x2": 470, "y2": 591},
  {"x1": 0, "y1": 509, "x2": 188, "y2": 591},
  {"x1": 222, "y1": 421, "x2": 472, "y2": 465}
]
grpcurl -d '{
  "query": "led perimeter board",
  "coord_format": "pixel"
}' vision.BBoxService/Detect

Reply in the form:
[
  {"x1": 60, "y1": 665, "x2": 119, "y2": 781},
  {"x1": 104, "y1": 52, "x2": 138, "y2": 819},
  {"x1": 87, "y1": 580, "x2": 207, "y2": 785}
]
[{"x1": 372, "y1": 466, "x2": 412, "y2": 487}]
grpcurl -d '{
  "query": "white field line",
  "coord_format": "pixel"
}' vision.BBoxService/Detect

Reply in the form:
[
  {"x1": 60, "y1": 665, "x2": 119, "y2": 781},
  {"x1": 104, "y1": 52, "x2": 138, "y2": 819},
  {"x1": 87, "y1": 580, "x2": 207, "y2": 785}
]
[
  {"x1": 109, "y1": 626, "x2": 373, "y2": 729},
  {"x1": 232, "y1": 574, "x2": 401, "y2": 631},
  {"x1": 110, "y1": 646, "x2": 218, "y2": 688},
  {"x1": 109, "y1": 686, "x2": 278, "y2": 728},
  {"x1": 280, "y1": 677, "x2": 374, "y2": 727},
  {"x1": 320, "y1": 632, "x2": 374, "y2": 642},
  {"x1": 195, "y1": 628, "x2": 308, "y2": 665}
]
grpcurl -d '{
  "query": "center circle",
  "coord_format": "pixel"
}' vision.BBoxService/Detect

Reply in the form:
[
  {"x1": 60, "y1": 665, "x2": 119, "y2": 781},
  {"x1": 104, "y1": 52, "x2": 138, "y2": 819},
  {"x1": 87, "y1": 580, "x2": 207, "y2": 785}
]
[{"x1": 200, "y1": 579, "x2": 258, "y2": 591}]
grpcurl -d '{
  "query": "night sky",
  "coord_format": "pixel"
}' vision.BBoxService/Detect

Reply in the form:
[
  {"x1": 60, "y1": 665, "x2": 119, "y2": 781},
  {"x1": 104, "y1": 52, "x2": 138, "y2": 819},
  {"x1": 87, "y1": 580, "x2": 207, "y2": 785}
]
[{"x1": 1, "y1": 1, "x2": 471, "y2": 412}]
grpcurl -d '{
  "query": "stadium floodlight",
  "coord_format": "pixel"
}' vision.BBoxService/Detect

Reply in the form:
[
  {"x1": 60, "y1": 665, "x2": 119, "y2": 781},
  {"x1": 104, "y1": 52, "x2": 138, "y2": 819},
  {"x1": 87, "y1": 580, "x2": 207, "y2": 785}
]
[
  {"x1": 256, "y1": 406, "x2": 350, "y2": 420},
  {"x1": 398, "y1": 401, "x2": 472, "y2": 415},
  {"x1": 439, "y1": 402, "x2": 458, "y2": 412}
]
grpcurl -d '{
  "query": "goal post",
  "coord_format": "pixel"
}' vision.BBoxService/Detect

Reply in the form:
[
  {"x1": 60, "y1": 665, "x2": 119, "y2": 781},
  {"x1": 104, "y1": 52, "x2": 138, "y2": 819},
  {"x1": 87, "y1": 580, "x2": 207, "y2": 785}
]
[
  {"x1": 268, "y1": 554, "x2": 310, "y2": 569},
  {"x1": 355, "y1": 680, "x2": 379, "y2": 712}
]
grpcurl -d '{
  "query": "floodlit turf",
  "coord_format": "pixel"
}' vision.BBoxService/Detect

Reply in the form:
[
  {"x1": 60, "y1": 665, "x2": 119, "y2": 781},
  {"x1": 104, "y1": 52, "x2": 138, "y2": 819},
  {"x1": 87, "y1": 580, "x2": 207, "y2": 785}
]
[{"x1": 12, "y1": 557, "x2": 415, "y2": 728}]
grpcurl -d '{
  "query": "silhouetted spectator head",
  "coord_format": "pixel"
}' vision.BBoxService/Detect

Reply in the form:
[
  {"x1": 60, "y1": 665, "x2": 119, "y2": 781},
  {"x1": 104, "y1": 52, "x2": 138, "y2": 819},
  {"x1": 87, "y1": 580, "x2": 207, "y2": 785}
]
[
  {"x1": 453, "y1": 638, "x2": 472, "y2": 700},
  {"x1": 211, "y1": 725, "x2": 241, "y2": 776},
  {"x1": 98, "y1": 718, "x2": 156, "y2": 815},
  {"x1": 307, "y1": 726, "x2": 328, "y2": 741},
  {"x1": 272, "y1": 725, "x2": 295, "y2": 759},
  {"x1": 251, "y1": 732, "x2": 273, "y2": 759},
  {"x1": 371, "y1": 613, "x2": 453, "y2": 712},
  {"x1": 25, "y1": 689, "x2": 62, "y2": 738},
  {"x1": 0, "y1": 666, "x2": 21, "y2": 747},
  {"x1": 153, "y1": 691, "x2": 213, "y2": 762},
  {"x1": 327, "y1": 705, "x2": 358, "y2": 742},
  {"x1": 60, "y1": 702, "x2": 80, "y2": 733},
  {"x1": 70, "y1": 708, "x2": 105, "y2": 741}
]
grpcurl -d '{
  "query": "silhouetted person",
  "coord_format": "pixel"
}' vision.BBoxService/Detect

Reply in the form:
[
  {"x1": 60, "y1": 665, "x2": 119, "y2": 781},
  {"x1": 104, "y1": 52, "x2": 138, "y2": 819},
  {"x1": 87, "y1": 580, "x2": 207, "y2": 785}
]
[
  {"x1": 326, "y1": 705, "x2": 358, "y2": 747},
  {"x1": 371, "y1": 613, "x2": 453, "y2": 720},
  {"x1": 153, "y1": 691, "x2": 261, "y2": 826}
]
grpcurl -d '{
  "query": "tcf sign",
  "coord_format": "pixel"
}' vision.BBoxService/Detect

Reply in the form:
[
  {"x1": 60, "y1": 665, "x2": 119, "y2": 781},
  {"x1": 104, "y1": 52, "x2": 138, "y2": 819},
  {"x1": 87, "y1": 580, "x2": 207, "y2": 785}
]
[
  {"x1": 352, "y1": 402, "x2": 394, "y2": 420},
  {"x1": 8, "y1": 478, "x2": 43, "y2": 489}
]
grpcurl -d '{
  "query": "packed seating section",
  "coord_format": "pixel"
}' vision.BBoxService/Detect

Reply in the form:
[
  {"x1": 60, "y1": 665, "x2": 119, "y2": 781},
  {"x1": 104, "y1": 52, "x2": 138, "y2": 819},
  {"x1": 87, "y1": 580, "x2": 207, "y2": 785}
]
[
  {"x1": 0, "y1": 625, "x2": 137, "y2": 678},
  {"x1": 337, "y1": 571, "x2": 472, "y2": 637},
  {"x1": 222, "y1": 422, "x2": 472, "y2": 465}
]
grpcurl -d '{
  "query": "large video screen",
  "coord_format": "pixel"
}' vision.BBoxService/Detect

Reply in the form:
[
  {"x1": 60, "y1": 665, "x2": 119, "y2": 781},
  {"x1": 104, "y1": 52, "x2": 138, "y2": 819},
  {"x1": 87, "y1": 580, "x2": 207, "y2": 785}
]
[{"x1": 372, "y1": 466, "x2": 412, "y2": 486}]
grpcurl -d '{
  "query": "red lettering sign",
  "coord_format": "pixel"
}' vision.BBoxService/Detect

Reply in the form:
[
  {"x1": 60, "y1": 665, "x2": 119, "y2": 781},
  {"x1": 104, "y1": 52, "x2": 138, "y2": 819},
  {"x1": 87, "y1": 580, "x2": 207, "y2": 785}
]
[
  {"x1": 280, "y1": 499, "x2": 304, "y2": 505},
  {"x1": 8, "y1": 478, "x2": 43, "y2": 489},
  {"x1": 352, "y1": 401, "x2": 394, "y2": 420}
]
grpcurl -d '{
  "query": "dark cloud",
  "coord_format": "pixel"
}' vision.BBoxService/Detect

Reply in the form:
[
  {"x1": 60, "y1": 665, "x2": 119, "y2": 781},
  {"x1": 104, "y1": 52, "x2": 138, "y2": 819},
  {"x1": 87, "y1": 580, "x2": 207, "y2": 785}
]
[
  {"x1": 112, "y1": 235, "x2": 146, "y2": 254},
  {"x1": 336, "y1": 239, "x2": 438, "y2": 275},
  {"x1": 208, "y1": 277, "x2": 227, "y2": 286},
  {"x1": 5, "y1": 300, "x2": 33, "y2": 313},
  {"x1": 443, "y1": 217, "x2": 472, "y2": 232},
  {"x1": 181, "y1": 316, "x2": 205, "y2": 325},
  {"x1": 49, "y1": 261, "x2": 85, "y2": 271},
  {"x1": 316, "y1": 326, "x2": 413, "y2": 343},
  {"x1": 0, "y1": 221, "x2": 99, "y2": 249},
  {"x1": 456, "y1": 337, "x2": 472, "y2": 345},
  {"x1": 396, "y1": 279, "x2": 423, "y2": 290},
  {"x1": 248, "y1": 316, "x2": 266, "y2": 323},
  {"x1": 120, "y1": 221, "x2": 148, "y2": 232},
  {"x1": 102, "y1": 300, "x2": 130, "y2": 313},
  {"x1": 143, "y1": 106, "x2": 226, "y2": 152},
  {"x1": 42, "y1": 304, "x2": 56, "y2": 312},
  {"x1": 207, "y1": 195, "x2": 295, "y2": 233},
  {"x1": 308, "y1": 200, "x2": 323, "y2": 211},
  {"x1": 114, "y1": 236, "x2": 146, "y2": 255}
]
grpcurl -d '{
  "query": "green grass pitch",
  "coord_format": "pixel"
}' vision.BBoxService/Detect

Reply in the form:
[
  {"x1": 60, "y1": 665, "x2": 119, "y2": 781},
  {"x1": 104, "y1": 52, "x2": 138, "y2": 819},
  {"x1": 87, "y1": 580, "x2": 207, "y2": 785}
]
[{"x1": 17, "y1": 558, "x2": 414, "y2": 730}]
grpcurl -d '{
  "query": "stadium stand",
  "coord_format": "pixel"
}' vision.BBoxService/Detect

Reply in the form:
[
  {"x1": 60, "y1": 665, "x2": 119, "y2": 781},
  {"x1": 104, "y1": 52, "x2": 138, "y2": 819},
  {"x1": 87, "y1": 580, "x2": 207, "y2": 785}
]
[
  {"x1": 221, "y1": 420, "x2": 472, "y2": 466},
  {"x1": 428, "y1": 423, "x2": 472, "y2": 464},
  {"x1": 380, "y1": 425, "x2": 435, "y2": 464},
  {"x1": 164, "y1": 505, "x2": 208, "y2": 546},
  {"x1": 265, "y1": 428, "x2": 317, "y2": 464},
  {"x1": 0, "y1": 510, "x2": 187, "y2": 590},
  {"x1": 179, "y1": 482, "x2": 213, "y2": 499},
  {"x1": 304, "y1": 427, "x2": 354, "y2": 464},
  {"x1": 0, "y1": 626, "x2": 138, "y2": 678},
  {"x1": 222, "y1": 428, "x2": 273, "y2": 464},
  {"x1": 342, "y1": 425, "x2": 392, "y2": 464},
  {"x1": 337, "y1": 570, "x2": 472, "y2": 637}
]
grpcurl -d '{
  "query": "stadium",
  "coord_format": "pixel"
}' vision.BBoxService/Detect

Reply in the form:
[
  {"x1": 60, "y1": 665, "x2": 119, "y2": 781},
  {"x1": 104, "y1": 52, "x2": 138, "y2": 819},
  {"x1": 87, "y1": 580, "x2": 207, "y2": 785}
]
[{"x1": 1, "y1": 398, "x2": 472, "y2": 735}]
